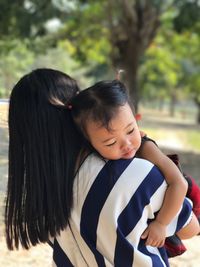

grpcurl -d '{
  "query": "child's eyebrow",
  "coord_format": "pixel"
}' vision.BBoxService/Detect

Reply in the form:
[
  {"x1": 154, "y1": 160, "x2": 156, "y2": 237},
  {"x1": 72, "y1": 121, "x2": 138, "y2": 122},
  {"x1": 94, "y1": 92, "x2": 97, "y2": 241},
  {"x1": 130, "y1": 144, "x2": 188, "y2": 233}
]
[
  {"x1": 102, "y1": 136, "x2": 115, "y2": 143},
  {"x1": 124, "y1": 122, "x2": 134, "y2": 129},
  {"x1": 102, "y1": 122, "x2": 134, "y2": 143}
]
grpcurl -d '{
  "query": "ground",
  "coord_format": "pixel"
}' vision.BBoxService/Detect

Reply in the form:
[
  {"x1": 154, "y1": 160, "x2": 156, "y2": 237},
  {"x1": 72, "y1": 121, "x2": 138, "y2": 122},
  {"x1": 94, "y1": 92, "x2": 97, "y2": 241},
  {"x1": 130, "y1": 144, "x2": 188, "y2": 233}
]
[{"x1": 0, "y1": 103, "x2": 199, "y2": 266}]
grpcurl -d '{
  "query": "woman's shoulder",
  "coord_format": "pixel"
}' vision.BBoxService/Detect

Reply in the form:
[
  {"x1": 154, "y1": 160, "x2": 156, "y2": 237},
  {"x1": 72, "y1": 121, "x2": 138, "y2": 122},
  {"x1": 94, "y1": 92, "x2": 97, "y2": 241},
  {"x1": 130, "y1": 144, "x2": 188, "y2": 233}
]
[
  {"x1": 80, "y1": 153, "x2": 106, "y2": 172},
  {"x1": 81, "y1": 155, "x2": 155, "y2": 172},
  {"x1": 80, "y1": 154, "x2": 154, "y2": 173},
  {"x1": 75, "y1": 155, "x2": 156, "y2": 195},
  {"x1": 74, "y1": 154, "x2": 106, "y2": 191}
]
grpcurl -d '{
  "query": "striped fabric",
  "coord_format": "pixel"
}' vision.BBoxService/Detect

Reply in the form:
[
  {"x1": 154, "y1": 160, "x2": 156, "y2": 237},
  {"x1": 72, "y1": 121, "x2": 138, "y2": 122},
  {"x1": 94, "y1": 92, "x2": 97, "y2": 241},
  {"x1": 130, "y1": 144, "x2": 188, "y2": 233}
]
[{"x1": 51, "y1": 155, "x2": 192, "y2": 267}]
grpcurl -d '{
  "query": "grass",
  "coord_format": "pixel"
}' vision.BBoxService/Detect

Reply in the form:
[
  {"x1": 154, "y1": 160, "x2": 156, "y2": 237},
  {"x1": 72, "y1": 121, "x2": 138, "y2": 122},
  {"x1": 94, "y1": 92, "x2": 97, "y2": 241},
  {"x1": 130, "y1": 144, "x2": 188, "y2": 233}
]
[
  {"x1": 140, "y1": 127, "x2": 200, "y2": 152},
  {"x1": 186, "y1": 130, "x2": 200, "y2": 151},
  {"x1": 138, "y1": 106, "x2": 200, "y2": 153}
]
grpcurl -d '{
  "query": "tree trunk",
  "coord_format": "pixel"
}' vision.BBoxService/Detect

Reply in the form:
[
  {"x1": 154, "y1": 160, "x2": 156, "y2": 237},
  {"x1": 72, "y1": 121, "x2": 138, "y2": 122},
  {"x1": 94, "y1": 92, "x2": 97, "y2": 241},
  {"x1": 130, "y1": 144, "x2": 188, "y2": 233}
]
[
  {"x1": 111, "y1": 39, "x2": 141, "y2": 112},
  {"x1": 158, "y1": 97, "x2": 165, "y2": 111},
  {"x1": 107, "y1": 0, "x2": 161, "y2": 113},
  {"x1": 194, "y1": 99, "x2": 200, "y2": 124},
  {"x1": 197, "y1": 108, "x2": 200, "y2": 124},
  {"x1": 197, "y1": 106, "x2": 200, "y2": 124},
  {"x1": 126, "y1": 61, "x2": 139, "y2": 113},
  {"x1": 169, "y1": 91, "x2": 176, "y2": 117}
]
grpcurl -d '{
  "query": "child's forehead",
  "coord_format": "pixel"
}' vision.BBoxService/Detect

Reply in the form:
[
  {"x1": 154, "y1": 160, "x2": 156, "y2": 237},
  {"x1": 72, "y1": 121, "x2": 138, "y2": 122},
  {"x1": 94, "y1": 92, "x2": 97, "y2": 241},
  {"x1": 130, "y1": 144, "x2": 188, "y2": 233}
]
[
  {"x1": 86, "y1": 118, "x2": 111, "y2": 131},
  {"x1": 86, "y1": 119, "x2": 135, "y2": 135},
  {"x1": 85, "y1": 103, "x2": 135, "y2": 130}
]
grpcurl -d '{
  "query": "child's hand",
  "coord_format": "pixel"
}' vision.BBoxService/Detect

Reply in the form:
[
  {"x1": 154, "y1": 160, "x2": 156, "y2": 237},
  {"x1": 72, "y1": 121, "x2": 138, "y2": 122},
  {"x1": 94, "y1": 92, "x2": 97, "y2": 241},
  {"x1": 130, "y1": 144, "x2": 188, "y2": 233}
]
[{"x1": 141, "y1": 220, "x2": 166, "y2": 247}]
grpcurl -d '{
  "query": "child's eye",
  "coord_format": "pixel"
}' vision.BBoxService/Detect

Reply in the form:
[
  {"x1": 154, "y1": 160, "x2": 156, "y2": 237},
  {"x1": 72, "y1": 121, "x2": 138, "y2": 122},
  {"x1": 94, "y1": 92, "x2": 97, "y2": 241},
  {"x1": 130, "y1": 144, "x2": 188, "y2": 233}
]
[
  {"x1": 127, "y1": 128, "x2": 134, "y2": 135},
  {"x1": 106, "y1": 141, "x2": 116, "y2": 147}
]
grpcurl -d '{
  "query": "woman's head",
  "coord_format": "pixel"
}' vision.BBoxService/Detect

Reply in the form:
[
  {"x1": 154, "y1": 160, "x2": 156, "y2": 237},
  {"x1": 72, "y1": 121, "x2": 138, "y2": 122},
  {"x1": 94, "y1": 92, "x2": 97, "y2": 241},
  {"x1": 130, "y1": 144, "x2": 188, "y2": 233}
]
[
  {"x1": 9, "y1": 68, "x2": 80, "y2": 109},
  {"x1": 71, "y1": 80, "x2": 141, "y2": 160},
  {"x1": 6, "y1": 68, "x2": 82, "y2": 249}
]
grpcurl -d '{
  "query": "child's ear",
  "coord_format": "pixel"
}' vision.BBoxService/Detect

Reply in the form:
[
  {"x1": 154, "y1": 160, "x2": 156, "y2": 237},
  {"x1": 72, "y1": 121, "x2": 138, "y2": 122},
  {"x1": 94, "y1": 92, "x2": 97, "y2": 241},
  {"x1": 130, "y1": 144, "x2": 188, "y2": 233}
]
[
  {"x1": 135, "y1": 113, "x2": 142, "y2": 121},
  {"x1": 139, "y1": 131, "x2": 146, "y2": 138}
]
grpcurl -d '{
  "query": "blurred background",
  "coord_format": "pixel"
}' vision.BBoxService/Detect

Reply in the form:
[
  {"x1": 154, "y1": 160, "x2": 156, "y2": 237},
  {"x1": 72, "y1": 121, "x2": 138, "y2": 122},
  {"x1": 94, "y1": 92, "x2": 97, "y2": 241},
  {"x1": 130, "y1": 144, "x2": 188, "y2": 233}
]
[{"x1": 0, "y1": 0, "x2": 200, "y2": 266}]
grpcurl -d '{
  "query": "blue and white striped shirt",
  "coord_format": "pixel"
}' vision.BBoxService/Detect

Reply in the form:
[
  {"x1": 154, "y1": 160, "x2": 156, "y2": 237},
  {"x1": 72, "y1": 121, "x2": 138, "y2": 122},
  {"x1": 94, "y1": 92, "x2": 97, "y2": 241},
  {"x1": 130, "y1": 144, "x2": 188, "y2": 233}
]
[{"x1": 51, "y1": 155, "x2": 192, "y2": 267}]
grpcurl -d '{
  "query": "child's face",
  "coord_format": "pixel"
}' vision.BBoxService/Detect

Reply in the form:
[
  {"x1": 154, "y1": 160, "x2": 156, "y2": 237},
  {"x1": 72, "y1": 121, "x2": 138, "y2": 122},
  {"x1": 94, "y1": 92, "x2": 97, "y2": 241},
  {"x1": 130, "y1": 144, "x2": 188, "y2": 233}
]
[{"x1": 86, "y1": 103, "x2": 141, "y2": 160}]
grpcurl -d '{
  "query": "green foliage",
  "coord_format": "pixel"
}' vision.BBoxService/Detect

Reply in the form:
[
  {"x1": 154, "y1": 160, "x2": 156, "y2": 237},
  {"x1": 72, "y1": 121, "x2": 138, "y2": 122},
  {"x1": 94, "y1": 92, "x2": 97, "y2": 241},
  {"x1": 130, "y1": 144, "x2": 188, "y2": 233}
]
[
  {"x1": 139, "y1": 4, "x2": 200, "y2": 105},
  {"x1": 170, "y1": 31, "x2": 200, "y2": 104},
  {"x1": 0, "y1": 87, "x2": 6, "y2": 98},
  {"x1": 139, "y1": 33, "x2": 181, "y2": 100},
  {"x1": 1, "y1": 0, "x2": 200, "y2": 112},
  {"x1": 61, "y1": 1, "x2": 111, "y2": 64},
  {"x1": 32, "y1": 43, "x2": 94, "y2": 88},
  {"x1": 173, "y1": 1, "x2": 200, "y2": 33},
  {"x1": 0, "y1": 39, "x2": 96, "y2": 98},
  {"x1": 0, "y1": 38, "x2": 34, "y2": 97},
  {"x1": 0, "y1": 0, "x2": 63, "y2": 38}
]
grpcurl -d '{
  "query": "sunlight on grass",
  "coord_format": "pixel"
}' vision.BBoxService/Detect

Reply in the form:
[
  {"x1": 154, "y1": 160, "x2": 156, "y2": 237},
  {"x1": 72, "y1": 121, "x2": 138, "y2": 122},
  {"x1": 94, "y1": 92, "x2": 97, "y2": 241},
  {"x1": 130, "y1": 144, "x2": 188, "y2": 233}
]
[
  {"x1": 186, "y1": 131, "x2": 200, "y2": 151},
  {"x1": 0, "y1": 158, "x2": 8, "y2": 164},
  {"x1": 0, "y1": 104, "x2": 8, "y2": 127},
  {"x1": 141, "y1": 127, "x2": 200, "y2": 153}
]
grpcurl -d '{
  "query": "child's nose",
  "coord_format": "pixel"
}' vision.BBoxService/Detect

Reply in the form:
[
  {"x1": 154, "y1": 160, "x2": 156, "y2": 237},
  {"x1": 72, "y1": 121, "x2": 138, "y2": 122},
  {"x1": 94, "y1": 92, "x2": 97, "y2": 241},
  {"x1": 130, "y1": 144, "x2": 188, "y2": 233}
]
[{"x1": 121, "y1": 138, "x2": 132, "y2": 149}]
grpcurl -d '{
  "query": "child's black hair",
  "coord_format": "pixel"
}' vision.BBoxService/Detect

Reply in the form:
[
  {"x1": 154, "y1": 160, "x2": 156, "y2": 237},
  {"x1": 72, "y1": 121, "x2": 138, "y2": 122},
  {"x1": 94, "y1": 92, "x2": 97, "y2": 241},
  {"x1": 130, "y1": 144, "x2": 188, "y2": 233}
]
[{"x1": 71, "y1": 80, "x2": 134, "y2": 138}]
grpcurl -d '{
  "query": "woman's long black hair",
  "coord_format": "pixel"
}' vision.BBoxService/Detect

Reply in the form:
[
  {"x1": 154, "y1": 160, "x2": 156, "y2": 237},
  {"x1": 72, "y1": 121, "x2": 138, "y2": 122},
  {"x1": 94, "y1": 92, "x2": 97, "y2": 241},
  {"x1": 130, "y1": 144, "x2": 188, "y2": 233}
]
[{"x1": 5, "y1": 68, "x2": 83, "y2": 250}]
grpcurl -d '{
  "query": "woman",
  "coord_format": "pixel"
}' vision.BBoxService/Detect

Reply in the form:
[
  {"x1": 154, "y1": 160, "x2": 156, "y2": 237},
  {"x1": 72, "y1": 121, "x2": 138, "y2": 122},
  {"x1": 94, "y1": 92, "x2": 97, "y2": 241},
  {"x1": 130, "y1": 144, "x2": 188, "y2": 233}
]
[{"x1": 5, "y1": 68, "x2": 199, "y2": 267}]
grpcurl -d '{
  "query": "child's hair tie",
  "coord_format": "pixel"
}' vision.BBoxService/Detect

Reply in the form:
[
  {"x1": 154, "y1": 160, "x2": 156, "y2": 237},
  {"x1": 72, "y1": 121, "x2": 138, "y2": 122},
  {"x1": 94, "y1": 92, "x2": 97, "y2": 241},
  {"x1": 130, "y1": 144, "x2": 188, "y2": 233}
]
[
  {"x1": 67, "y1": 104, "x2": 72, "y2": 110},
  {"x1": 135, "y1": 113, "x2": 142, "y2": 121}
]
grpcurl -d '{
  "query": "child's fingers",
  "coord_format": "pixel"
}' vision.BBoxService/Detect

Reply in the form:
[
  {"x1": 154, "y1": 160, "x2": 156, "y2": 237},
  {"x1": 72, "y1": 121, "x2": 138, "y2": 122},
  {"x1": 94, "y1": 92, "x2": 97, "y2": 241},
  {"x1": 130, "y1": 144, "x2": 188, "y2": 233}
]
[
  {"x1": 145, "y1": 237, "x2": 154, "y2": 246},
  {"x1": 158, "y1": 239, "x2": 165, "y2": 248},
  {"x1": 141, "y1": 228, "x2": 149, "y2": 239},
  {"x1": 145, "y1": 237, "x2": 165, "y2": 247},
  {"x1": 146, "y1": 239, "x2": 159, "y2": 247},
  {"x1": 141, "y1": 227, "x2": 165, "y2": 247}
]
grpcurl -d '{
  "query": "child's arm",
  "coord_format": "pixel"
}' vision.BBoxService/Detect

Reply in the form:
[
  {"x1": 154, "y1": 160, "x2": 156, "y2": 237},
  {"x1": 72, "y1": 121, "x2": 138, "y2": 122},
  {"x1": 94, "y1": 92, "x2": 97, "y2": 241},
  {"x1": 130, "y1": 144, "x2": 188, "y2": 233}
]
[{"x1": 138, "y1": 140, "x2": 188, "y2": 247}]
